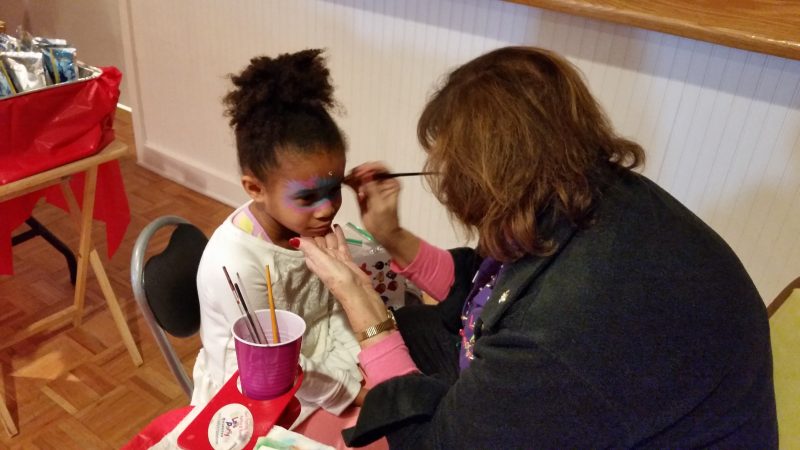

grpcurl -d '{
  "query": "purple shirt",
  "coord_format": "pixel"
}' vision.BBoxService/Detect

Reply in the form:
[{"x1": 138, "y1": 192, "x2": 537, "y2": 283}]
[{"x1": 459, "y1": 258, "x2": 503, "y2": 370}]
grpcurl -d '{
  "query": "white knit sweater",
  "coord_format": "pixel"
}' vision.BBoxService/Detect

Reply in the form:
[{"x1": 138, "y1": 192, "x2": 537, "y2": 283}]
[{"x1": 191, "y1": 205, "x2": 362, "y2": 426}]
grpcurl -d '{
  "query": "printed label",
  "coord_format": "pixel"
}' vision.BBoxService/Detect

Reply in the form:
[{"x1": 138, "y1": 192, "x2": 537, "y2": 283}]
[{"x1": 207, "y1": 403, "x2": 253, "y2": 450}]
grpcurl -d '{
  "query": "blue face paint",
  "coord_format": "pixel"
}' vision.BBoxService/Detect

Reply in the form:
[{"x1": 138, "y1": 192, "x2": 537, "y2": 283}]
[{"x1": 283, "y1": 176, "x2": 343, "y2": 212}]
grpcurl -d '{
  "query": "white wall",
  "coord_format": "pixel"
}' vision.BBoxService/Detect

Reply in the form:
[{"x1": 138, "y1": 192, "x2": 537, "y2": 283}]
[
  {"x1": 0, "y1": 0, "x2": 130, "y2": 105},
  {"x1": 122, "y1": 0, "x2": 800, "y2": 305}
]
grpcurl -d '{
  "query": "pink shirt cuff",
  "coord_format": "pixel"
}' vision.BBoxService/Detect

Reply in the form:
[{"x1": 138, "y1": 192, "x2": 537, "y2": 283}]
[
  {"x1": 358, "y1": 331, "x2": 419, "y2": 388},
  {"x1": 389, "y1": 239, "x2": 454, "y2": 301}
]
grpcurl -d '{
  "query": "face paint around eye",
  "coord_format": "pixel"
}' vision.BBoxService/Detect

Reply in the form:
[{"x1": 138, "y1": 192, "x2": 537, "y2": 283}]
[{"x1": 284, "y1": 177, "x2": 343, "y2": 211}]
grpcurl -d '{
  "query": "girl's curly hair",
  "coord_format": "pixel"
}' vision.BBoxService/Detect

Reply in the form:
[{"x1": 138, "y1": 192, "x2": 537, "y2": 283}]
[{"x1": 224, "y1": 49, "x2": 346, "y2": 179}]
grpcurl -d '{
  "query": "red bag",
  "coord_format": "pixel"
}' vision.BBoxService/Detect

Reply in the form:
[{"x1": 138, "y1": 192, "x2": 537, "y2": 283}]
[
  {"x1": 0, "y1": 66, "x2": 129, "y2": 275},
  {"x1": 0, "y1": 66, "x2": 121, "y2": 184}
]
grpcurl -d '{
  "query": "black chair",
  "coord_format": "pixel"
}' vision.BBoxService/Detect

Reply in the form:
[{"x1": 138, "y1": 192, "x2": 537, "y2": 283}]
[{"x1": 131, "y1": 216, "x2": 207, "y2": 398}]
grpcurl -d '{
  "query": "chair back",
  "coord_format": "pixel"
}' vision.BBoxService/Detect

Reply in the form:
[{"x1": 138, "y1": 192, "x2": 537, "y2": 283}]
[
  {"x1": 769, "y1": 283, "x2": 800, "y2": 449},
  {"x1": 131, "y1": 216, "x2": 207, "y2": 398}
]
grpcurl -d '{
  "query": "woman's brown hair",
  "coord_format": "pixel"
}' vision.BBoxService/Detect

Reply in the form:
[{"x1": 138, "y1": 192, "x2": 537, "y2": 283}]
[{"x1": 418, "y1": 46, "x2": 644, "y2": 261}]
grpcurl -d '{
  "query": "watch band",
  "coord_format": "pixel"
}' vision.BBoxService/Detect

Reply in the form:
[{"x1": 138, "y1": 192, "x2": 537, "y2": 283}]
[{"x1": 357, "y1": 309, "x2": 397, "y2": 342}]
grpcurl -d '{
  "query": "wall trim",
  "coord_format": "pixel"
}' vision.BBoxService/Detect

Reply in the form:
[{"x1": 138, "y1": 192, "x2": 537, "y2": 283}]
[{"x1": 137, "y1": 144, "x2": 246, "y2": 208}]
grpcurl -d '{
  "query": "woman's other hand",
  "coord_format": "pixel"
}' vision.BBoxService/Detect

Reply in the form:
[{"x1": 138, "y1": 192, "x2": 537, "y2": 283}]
[
  {"x1": 344, "y1": 162, "x2": 420, "y2": 268},
  {"x1": 353, "y1": 386, "x2": 369, "y2": 407},
  {"x1": 344, "y1": 162, "x2": 401, "y2": 244},
  {"x1": 291, "y1": 225, "x2": 389, "y2": 337}
]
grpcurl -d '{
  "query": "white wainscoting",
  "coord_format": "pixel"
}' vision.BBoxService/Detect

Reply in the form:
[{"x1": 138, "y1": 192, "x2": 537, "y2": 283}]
[{"x1": 121, "y1": 0, "x2": 800, "y2": 304}]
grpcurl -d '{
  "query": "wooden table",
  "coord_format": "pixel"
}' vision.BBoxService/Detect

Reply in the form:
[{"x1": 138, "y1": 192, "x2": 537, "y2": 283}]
[{"x1": 0, "y1": 139, "x2": 143, "y2": 436}]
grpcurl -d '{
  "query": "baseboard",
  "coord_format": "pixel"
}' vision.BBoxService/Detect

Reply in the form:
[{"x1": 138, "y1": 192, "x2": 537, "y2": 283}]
[
  {"x1": 137, "y1": 143, "x2": 248, "y2": 208},
  {"x1": 115, "y1": 106, "x2": 132, "y2": 124}
]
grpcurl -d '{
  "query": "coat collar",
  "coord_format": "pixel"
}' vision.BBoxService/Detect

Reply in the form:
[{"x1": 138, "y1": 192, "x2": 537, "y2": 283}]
[{"x1": 475, "y1": 216, "x2": 578, "y2": 335}]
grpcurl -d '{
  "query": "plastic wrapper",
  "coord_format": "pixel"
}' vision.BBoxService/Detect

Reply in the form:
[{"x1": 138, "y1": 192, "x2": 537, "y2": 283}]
[
  {"x1": 1, "y1": 51, "x2": 48, "y2": 92},
  {"x1": 0, "y1": 34, "x2": 18, "y2": 51},
  {"x1": 347, "y1": 241, "x2": 407, "y2": 309},
  {"x1": 0, "y1": 29, "x2": 78, "y2": 95},
  {"x1": 42, "y1": 46, "x2": 76, "y2": 83},
  {"x1": 0, "y1": 62, "x2": 14, "y2": 98},
  {"x1": 14, "y1": 26, "x2": 34, "y2": 51},
  {"x1": 33, "y1": 37, "x2": 68, "y2": 48}
]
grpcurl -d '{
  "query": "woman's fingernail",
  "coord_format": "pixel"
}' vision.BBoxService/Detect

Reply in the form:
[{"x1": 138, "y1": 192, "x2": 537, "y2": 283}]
[{"x1": 289, "y1": 237, "x2": 300, "y2": 248}]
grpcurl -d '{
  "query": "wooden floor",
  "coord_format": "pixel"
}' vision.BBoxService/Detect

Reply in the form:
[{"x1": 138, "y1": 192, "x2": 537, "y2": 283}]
[{"x1": 0, "y1": 110, "x2": 234, "y2": 448}]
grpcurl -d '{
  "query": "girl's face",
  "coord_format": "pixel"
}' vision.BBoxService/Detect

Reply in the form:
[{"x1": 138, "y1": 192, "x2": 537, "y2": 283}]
[{"x1": 244, "y1": 150, "x2": 346, "y2": 247}]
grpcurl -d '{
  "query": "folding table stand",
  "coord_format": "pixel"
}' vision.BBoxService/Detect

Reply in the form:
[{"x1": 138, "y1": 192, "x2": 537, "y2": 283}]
[{"x1": 0, "y1": 139, "x2": 143, "y2": 436}]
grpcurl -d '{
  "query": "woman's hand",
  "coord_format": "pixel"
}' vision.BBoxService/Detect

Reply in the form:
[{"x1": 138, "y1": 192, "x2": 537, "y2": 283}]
[
  {"x1": 292, "y1": 225, "x2": 389, "y2": 335},
  {"x1": 344, "y1": 162, "x2": 421, "y2": 268},
  {"x1": 353, "y1": 386, "x2": 369, "y2": 407},
  {"x1": 345, "y1": 162, "x2": 402, "y2": 245}
]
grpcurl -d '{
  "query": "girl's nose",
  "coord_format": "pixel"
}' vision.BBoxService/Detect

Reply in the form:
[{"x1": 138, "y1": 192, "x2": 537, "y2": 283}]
[{"x1": 313, "y1": 199, "x2": 336, "y2": 219}]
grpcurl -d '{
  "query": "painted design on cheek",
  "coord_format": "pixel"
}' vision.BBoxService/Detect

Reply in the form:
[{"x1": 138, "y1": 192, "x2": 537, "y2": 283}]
[{"x1": 283, "y1": 176, "x2": 343, "y2": 212}]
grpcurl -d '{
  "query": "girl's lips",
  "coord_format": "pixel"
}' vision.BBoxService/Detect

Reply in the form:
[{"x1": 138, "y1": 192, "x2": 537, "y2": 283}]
[{"x1": 309, "y1": 225, "x2": 333, "y2": 235}]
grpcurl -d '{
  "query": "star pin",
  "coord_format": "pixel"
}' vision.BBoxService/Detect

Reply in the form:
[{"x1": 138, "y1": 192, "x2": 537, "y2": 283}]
[{"x1": 498, "y1": 290, "x2": 510, "y2": 303}]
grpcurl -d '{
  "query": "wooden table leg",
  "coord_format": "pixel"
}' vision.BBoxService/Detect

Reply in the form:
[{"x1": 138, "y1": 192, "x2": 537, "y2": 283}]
[
  {"x1": 0, "y1": 367, "x2": 17, "y2": 436},
  {"x1": 61, "y1": 171, "x2": 143, "y2": 366},
  {"x1": 72, "y1": 165, "x2": 98, "y2": 327},
  {"x1": 0, "y1": 400, "x2": 16, "y2": 436},
  {"x1": 89, "y1": 249, "x2": 143, "y2": 366}
]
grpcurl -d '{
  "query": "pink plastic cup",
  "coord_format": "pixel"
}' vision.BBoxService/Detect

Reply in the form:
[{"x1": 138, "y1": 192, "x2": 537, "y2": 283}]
[{"x1": 232, "y1": 309, "x2": 306, "y2": 400}]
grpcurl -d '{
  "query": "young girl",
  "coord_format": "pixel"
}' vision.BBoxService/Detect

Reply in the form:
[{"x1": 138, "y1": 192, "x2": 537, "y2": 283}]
[{"x1": 192, "y1": 49, "x2": 366, "y2": 437}]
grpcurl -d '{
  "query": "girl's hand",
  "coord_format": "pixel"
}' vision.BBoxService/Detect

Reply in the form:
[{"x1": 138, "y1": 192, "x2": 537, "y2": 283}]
[
  {"x1": 293, "y1": 225, "x2": 389, "y2": 334},
  {"x1": 344, "y1": 162, "x2": 402, "y2": 245}
]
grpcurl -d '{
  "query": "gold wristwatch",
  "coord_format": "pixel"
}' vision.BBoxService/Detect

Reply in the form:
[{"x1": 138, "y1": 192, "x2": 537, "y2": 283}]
[{"x1": 357, "y1": 309, "x2": 397, "y2": 342}]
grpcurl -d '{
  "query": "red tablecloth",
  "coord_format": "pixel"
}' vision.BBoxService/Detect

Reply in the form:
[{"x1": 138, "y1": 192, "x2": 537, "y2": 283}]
[
  {"x1": 0, "y1": 65, "x2": 128, "y2": 275},
  {"x1": 0, "y1": 67, "x2": 121, "y2": 185},
  {"x1": 0, "y1": 160, "x2": 130, "y2": 275}
]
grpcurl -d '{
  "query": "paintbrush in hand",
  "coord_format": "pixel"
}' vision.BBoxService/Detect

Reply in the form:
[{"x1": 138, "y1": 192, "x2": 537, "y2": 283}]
[{"x1": 343, "y1": 171, "x2": 436, "y2": 186}]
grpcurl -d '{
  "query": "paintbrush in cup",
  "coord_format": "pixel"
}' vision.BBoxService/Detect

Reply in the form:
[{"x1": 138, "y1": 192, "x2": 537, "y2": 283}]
[
  {"x1": 265, "y1": 265, "x2": 281, "y2": 344},
  {"x1": 222, "y1": 266, "x2": 258, "y2": 343},
  {"x1": 236, "y1": 273, "x2": 268, "y2": 345}
]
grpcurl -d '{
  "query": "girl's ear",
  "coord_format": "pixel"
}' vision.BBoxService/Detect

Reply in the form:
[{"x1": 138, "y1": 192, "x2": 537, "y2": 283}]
[{"x1": 241, "y1": 174, "x2": 266, "y2": 202}]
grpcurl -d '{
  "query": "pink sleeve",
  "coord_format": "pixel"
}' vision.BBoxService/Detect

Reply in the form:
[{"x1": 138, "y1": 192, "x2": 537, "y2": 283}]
[
  {"x1": 389, "y1": 239, "x2": 454, "y2": 301},
  {"x1": 358, "y1": 331, "x2": 419, "y2": 388}
]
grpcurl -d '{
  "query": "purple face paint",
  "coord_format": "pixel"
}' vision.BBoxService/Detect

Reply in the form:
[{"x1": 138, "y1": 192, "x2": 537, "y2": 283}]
[{"x1": 283, "y1": 176, "x2": 342, "y2": 212}]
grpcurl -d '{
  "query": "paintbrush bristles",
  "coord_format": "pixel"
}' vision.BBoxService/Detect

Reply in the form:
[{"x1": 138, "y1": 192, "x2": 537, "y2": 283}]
[{"x1": 266, "y1": 265, "x2": 280, "y2": 344}]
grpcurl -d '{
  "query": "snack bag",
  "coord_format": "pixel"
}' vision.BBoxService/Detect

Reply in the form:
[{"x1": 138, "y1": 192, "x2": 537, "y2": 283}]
[
  {"x1": 0, "y1": 60, "x2": 15, "y2": 98},
  {"x1": 41, "y1": 46, "x2": 77, "y2": 84},
  {"x1": 1, "y1": 51, "x2": 47, "y2": 92},
  {"x1": 348, "y1": 241, "x2": 406, "y2": 309}
]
